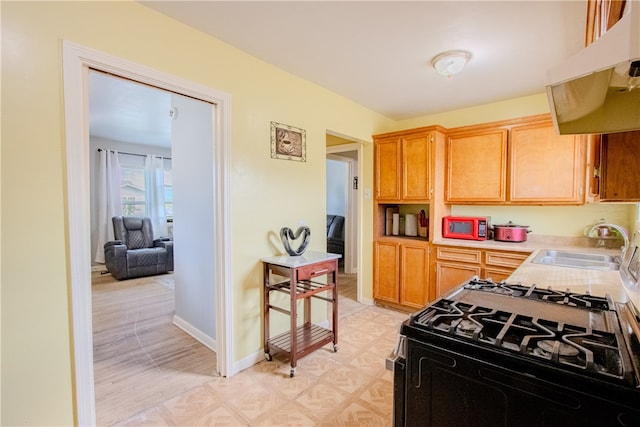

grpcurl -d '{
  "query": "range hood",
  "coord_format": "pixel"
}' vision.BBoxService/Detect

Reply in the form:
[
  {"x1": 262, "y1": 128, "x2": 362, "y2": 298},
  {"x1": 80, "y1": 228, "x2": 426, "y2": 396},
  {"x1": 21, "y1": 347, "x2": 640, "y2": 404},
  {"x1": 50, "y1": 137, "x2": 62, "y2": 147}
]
[{"x1": 546, "y1": 0, "x2": 640, "y2": 135}]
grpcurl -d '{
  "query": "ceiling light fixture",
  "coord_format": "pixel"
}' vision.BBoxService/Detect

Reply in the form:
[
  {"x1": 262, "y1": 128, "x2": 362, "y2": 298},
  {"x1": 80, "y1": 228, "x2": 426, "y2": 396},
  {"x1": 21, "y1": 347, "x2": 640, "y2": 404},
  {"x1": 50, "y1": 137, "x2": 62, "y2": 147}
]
[{"x1": 431, "y1": 50, "x2": 471, "y2": 77}]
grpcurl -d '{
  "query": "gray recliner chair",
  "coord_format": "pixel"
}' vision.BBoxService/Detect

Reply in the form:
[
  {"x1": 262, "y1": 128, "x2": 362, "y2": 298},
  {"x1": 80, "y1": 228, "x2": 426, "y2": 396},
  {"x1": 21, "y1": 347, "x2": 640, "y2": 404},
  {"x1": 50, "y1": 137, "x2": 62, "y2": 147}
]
[
  {"x1": 104, "y1": 216, "x2": 174, "y2": 280},
  {"x1": 326, "y1": 214, "x2": 345, "y2": 258}
]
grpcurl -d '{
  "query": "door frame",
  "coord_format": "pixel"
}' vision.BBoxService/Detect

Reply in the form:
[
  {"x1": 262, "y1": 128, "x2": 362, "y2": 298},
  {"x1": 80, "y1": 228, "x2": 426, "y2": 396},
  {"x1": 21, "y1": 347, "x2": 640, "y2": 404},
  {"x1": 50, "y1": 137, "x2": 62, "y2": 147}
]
[
  {"x1": 62, "y1": 41, "x2": 233, "y2": 425},
  {"x1": 326, "y1": 140, "x2": 362, "y2": 301},
  {"x1": 326, "y1": 154, "x2": 356, "y2": 273}
]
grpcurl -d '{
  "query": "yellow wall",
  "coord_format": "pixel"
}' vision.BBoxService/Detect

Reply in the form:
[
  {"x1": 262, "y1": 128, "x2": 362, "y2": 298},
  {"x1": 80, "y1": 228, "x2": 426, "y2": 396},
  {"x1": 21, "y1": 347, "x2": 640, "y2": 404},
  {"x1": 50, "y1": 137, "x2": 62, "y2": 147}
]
[
  {"x1": 396, "y1": 93, "x2": 551, "y2": 129},
  {"x1": 451, "y1": 204, "x2": 633, "y2": 237},
  {"x1": 1, "y1": 2, "x2": 392, "y2": 424},
  {"x1": 2, "y1": 2, "x2": 635, "y2": 425}
]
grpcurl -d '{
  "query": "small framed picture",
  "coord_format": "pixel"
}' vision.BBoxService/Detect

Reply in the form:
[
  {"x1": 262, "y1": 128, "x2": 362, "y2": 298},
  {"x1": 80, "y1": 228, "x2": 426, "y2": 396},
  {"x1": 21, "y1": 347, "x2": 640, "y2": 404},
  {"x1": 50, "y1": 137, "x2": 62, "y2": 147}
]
[{"x1": 270, "y1": 122, "x2": 306, "y2": 162}]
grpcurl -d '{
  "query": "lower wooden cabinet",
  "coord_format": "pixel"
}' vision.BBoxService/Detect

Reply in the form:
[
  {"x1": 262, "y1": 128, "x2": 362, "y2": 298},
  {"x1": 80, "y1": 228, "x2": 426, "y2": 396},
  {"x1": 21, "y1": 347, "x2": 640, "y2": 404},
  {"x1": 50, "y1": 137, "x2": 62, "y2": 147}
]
[
  {"x1": 433, "y1": 245, "x2": 531, "y2": 300},
  {"x1": 374, "y1": 240, "x2": 429, "y2": 309},
  {"x1": 484, "y1": 250, "x2": 531, "y2": 282},
  {"x1": 374, "y1": 243, "x2": 531, "y2": 309},
  {"x1": 434, "y1": 246, "x2": 482, "y2": 298}
]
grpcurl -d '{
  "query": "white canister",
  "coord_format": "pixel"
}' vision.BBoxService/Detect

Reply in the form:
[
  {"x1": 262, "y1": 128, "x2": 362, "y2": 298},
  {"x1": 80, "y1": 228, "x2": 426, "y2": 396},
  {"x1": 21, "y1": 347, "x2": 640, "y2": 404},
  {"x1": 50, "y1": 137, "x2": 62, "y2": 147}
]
[
  {"x1": 405, "y1": 214, "x2": 418, "y2": 236},
  {"x1": 392, "y1": 213, "x2": 400, "y2": 236}
]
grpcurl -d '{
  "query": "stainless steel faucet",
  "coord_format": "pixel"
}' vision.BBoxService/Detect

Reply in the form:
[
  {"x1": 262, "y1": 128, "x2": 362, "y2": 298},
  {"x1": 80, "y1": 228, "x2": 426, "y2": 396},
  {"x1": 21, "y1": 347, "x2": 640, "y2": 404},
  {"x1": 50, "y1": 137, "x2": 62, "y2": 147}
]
[{"x1": 589, "y1": 223, "x2": 630, "y2": 259}]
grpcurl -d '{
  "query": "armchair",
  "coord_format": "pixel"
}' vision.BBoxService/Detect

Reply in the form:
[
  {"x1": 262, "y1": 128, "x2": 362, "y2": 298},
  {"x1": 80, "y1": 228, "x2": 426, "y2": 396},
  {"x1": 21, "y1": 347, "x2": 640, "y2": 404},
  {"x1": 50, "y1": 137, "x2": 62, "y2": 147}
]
[
  {"x1": 326, "y1": 214, "x2": 345, "y2": 259},
  {"x1": 104, "y1": 216, "x2": 174, "y2": 280}
]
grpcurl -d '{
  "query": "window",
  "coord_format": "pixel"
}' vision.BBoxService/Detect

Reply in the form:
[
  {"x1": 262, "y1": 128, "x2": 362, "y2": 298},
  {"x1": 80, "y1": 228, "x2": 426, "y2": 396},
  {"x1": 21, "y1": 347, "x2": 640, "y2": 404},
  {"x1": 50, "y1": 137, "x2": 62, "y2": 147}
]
[
  {"x1": 120, "y1": 165, "x2": 146, "y2": 216},
  {"x1": 163, "y1": 169, "x2": 173, "y2": 220},
  {"x1": 119, "y1": 154, "x2": 173, "y2": 220}
]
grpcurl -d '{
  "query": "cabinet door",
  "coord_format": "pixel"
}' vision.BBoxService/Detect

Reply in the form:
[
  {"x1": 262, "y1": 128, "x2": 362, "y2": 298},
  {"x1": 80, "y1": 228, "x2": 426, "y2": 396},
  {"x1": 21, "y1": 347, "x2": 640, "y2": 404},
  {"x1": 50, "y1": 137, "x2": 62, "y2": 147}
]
[
  {"x1": 375, "y1": 137, "x2": 401, "y2": 201},
  {"x1": 484, "y1": 267, "x2": 513, "y2": 283},
  {"x1": 400, "y1": 243, "x2": 429, "y2": 308},
  {"x1": 374, "y1": 241, "x2": 400, "y2": 303},
  {"x1": 599, "y1": 131, "x2": 640, "y2": 201},
  {"x1": 446, "y1": 129, "x2": 508, "y2": 203},
  {"x1": 435, "y1": 262, "x2": 480, "y2": 298},
  {"x1": 509, "y1": 123, "x2": 585, "y2": 203},
  {"x1": 402, "y1": 134, "x2": 431, "y2": 201}
]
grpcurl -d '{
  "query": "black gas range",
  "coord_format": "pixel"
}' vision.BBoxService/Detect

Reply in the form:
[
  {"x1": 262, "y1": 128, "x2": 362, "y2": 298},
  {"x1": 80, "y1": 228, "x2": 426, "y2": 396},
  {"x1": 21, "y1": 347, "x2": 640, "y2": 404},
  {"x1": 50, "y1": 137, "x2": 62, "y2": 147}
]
[{"x1": 388, "y1": 278, "x2": 640, "y2": 427}]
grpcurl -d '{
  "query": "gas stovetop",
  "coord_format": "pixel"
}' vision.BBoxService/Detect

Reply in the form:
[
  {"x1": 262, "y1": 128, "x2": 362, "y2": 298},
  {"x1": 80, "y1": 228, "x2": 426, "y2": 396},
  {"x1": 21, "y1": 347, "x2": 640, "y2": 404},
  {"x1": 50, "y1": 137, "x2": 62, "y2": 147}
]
[
  {"x1": 407, "y1": 278, "x2": 638, "y2": 386},
  {"x1": 464, "y1": 280, "x2": 614, "y2": 310}
]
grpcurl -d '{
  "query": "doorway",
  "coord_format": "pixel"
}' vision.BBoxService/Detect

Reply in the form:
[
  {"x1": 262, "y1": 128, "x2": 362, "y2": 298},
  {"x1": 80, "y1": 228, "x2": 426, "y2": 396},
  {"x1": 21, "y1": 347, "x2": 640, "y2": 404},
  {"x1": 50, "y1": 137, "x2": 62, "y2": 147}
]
[
  {"x1": 88, "y1": 71, "x2": 222, "y2": 424},
  {"x1": 63, "y1": 41, "x2": 233, "y2": 425},
  {"x1": 326, "y1": 135, "x2": 362, "y2": 303}
]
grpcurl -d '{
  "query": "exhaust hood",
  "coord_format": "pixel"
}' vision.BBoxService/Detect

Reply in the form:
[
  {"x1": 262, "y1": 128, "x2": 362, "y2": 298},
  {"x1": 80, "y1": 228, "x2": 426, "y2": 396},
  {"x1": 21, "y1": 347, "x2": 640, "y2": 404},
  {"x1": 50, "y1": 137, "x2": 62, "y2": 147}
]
[{"x1": 546, "y1": 0, "x2": 640, "y2": 135}]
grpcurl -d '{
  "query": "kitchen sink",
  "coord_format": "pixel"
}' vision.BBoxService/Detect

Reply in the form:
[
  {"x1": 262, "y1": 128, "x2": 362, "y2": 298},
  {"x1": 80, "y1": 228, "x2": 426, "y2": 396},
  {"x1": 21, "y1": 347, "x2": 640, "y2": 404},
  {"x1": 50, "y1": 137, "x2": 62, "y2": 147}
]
[{"x1": 531, "y1": 249, "x2": 620, "y2": 271}]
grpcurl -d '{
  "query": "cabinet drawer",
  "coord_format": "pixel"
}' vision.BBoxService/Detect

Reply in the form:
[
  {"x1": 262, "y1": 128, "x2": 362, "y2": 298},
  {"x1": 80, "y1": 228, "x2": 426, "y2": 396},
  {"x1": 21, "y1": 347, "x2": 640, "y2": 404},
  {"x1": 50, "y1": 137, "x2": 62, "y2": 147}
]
[
  {"x1": 436, "y1": 247, "x2": 482, "y2": 264},
  {"x1": 297, "y1": 260, "x2": 337, "y2": 281},
  {"x1": 485, "y1": 251, "x2": 530, "y2": 269}
]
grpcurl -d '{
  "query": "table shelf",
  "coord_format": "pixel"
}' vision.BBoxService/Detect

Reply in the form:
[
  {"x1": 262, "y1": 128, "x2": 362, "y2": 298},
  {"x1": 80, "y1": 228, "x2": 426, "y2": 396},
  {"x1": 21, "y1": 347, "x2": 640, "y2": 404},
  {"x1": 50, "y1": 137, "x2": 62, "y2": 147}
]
[
  {"x1": 266, "y1": 323, "x2": 336, "y2": 360},
  {"x1": 262, "y1": 251, "x2": 340, "y2": 377}
]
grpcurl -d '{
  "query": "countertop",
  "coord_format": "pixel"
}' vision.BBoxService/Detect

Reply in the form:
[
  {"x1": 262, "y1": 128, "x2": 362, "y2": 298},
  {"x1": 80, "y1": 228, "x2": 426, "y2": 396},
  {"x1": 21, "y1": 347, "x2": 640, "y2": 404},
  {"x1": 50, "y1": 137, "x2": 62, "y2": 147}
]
[
  {"x1": 505, "y1": 247, "x2": 639, "y2": 311},
  {"x1": 433, "y1": 234, "x2": 639, "y2": 309},
  {"x1": 432, "y1": 234, "x2": 623, "y2": 253},
  {"x1": 261, "y1": 251, "x2": 341, "y2": 268}
]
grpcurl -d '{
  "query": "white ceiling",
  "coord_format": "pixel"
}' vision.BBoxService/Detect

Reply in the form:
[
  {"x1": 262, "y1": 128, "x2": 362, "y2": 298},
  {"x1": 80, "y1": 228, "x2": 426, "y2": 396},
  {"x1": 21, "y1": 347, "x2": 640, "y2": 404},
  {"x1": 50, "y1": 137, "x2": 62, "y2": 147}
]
[
  {"x1": 90, "y1": 1, "x2": 587, "y2": 147},
  {"x1": 89, "y1": 71, "x2": 173, "y2": 147}
]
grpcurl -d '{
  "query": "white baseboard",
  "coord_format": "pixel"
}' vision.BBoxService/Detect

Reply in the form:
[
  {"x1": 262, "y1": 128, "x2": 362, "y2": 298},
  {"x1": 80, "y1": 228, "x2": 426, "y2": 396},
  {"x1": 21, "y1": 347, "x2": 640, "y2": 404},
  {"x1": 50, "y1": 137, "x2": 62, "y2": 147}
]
[
  {"x1": 91, "y1": 265, "x2": 107, "y2": 273},
  {"x1": 233, "y1": 349, "x2": 266, "y2": 375},
  {"x1": 172, "y1": 315, "x2": 217, "y2": 352},
  {"x1": 359, "y1": 296, "x2": 375, "y2": 306}
]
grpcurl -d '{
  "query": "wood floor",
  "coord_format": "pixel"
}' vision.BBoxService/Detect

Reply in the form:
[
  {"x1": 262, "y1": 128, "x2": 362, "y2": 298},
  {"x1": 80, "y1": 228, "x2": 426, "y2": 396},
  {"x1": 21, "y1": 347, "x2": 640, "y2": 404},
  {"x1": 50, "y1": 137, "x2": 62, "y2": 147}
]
[
  {"x1": 92, "y1": 272, "x2": 219, "y2": 426},
  {"x1": 92, "y1": 269, "x2": 405, "y2": 426}
]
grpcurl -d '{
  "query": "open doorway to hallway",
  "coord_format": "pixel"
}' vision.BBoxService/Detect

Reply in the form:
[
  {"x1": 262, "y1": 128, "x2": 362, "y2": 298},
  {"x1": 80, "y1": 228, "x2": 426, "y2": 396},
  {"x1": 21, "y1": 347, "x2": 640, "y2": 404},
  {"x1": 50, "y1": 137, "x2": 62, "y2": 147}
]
[{"x1": 326, "y1": 133, "x2": 361, "y2": 306}]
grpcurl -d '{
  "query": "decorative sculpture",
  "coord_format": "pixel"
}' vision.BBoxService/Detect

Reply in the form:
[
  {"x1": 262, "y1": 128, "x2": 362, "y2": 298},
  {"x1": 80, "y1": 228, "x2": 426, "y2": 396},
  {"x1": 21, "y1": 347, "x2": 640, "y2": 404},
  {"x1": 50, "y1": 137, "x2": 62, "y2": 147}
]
[{"x1": 280, "y1": 226, "x2": 311, "y2": 256}]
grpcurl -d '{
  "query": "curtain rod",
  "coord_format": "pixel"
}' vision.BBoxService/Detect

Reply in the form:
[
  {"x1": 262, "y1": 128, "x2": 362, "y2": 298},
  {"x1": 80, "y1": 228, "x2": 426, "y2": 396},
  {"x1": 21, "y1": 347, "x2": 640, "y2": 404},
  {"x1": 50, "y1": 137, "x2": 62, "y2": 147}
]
[{"x1": 97, "y1": 148, "x2": 171, "y2": 160}]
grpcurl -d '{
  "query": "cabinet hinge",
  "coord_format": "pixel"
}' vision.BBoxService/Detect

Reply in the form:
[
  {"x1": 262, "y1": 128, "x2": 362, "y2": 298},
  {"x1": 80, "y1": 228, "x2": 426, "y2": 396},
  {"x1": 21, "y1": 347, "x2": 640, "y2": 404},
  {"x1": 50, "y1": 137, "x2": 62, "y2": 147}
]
[{"x1": 593, "y1": 166, "x2": 600, "y2": 178}]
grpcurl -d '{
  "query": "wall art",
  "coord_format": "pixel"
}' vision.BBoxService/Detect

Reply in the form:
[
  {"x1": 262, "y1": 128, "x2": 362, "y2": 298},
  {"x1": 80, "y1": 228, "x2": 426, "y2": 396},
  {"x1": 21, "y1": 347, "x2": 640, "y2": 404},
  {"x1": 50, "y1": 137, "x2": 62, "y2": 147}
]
[{"x1": 270, "y1": 121, "x2": 306, "y2": 162}]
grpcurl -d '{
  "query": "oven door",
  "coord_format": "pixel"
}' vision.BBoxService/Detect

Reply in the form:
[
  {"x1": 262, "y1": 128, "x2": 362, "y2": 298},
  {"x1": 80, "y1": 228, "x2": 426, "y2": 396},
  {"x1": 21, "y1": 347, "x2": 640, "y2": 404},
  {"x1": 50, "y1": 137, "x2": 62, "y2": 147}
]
[
  {"x1": 403, "y1": 336, "x2": 640, "y2": 427},
  {"x1": 386, "y1": 333, "x2": 407, "y2": 427},
  {"x1": 392, "y1": 355, "x2": 405, "y2": 427}
]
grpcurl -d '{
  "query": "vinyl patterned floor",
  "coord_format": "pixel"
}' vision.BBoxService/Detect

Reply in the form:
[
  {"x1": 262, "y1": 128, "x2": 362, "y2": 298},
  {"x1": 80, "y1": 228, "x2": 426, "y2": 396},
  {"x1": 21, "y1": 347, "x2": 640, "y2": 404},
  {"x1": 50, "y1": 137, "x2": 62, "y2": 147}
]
[{"x1": 92, "y1": 270, "x2": 409, "y2": 426}]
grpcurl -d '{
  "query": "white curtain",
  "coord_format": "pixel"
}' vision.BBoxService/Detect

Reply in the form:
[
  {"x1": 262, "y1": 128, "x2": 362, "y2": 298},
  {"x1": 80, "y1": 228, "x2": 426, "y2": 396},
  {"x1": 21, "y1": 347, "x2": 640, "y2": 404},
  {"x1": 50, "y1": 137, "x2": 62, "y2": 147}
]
[
  {"x1": 145, "y1": 155, "x2": 168, "y2": 238},
  {"x1": 95, "y1": 149, "x2": 122, "y2": 263}
]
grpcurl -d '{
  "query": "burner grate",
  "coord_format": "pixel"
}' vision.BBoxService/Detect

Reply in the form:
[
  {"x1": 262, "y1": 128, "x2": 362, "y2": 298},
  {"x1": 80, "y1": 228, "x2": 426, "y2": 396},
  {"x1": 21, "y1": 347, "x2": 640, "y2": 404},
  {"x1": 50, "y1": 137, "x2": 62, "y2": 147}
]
[
  {"x1": 412, "y1": 298, "x2": 628, "y2": 382},
  {"x1": 464, "y1": 278, "x2": 612, "y2": 310}
]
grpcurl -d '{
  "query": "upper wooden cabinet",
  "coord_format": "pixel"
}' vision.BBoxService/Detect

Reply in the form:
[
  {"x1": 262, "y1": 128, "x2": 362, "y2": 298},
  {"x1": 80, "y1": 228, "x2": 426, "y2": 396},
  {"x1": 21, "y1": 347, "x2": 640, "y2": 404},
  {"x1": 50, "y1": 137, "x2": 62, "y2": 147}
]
[
  {"x1": 585, "y1": 0, "x2": 626, "y2": 45},
  {"x1": 446, "y1": 128, "x2": 508, "y2": 203},
  {"x1": 509, "y1": 122, "x2": 585, "y2": 203},
  {"x1": 374, "y1": 127, "x2": 444, "y2": 202},
  {"x1": 402, "y1": 133, "x2": 431, "y2": 201},
  {"x1": 375, "y1": 137, "x2": 402, "y2": 200},
  {"x1": 583, "y1": 1, "x2": 640, "y2": 202},
  {"x1": 593, "y1": 131, "x2": 640, "y2": 202},
  {"x1": 445, "y1": 115, "x2": 586, "y2": 205}
]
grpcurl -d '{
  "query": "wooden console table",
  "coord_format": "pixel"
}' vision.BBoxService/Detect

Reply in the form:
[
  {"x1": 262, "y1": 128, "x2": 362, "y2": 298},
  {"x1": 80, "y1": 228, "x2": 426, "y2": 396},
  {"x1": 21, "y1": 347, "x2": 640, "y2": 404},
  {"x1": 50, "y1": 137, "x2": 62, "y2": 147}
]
[{"x1": 261, "y1": 251, "x2": 340, "y2": 377}]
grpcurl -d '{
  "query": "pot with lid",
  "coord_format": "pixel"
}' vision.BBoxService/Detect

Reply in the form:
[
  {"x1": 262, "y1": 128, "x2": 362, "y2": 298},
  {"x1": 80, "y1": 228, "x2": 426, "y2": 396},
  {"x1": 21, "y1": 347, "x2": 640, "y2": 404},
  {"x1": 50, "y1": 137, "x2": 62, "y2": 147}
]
[{"x1": 493, "y1": 221, "x2": 531, "y2": 242}]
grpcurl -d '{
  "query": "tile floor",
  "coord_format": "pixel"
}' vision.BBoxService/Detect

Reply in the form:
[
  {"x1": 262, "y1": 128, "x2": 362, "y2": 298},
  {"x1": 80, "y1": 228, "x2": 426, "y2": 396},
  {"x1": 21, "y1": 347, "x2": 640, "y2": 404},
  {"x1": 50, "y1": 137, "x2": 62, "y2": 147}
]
[{"x1": 96, "y1": 272, "x2": 409, "y2": 426}]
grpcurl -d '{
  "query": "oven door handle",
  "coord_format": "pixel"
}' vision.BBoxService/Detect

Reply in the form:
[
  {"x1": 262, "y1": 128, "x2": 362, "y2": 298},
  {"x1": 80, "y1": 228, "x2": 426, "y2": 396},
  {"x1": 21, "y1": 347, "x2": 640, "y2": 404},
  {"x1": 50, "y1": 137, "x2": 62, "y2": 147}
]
[{"x1": 385, "y1": 334, "x2": 407, "y2": 371}]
